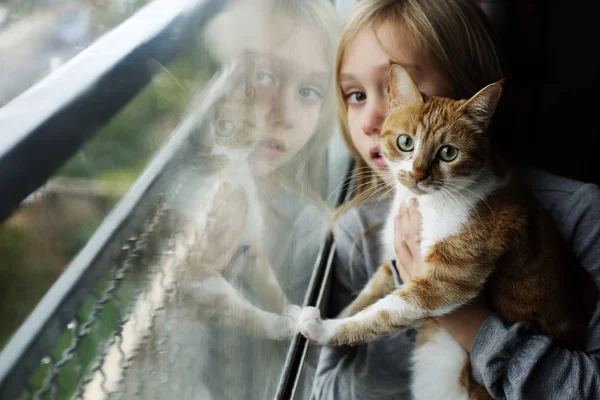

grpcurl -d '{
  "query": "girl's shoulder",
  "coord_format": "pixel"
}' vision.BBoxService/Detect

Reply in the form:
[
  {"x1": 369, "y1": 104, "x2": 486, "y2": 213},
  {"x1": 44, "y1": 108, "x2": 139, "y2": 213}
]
[
  {"x1": 519, "y1": 167, "x2": 600, "y2": 276},
  {"x1": 519, "y1": 166, "x2": 600, "y2": 216},
  {"x1": 520, "y1": 166, "x2": 597, "y2": 194}
]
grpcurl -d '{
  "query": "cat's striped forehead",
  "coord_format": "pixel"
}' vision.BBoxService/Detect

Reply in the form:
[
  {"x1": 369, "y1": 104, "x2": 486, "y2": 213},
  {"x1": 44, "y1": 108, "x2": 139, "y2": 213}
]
[{"x1": 382, "y1": 97, "x2": 468, "y2": 143}]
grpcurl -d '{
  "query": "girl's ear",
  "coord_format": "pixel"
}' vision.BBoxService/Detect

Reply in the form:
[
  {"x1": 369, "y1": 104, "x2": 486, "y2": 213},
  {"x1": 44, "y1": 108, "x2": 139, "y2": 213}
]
[{"x1": 389, "y1": 63, "x2": 423, "y2": 109}]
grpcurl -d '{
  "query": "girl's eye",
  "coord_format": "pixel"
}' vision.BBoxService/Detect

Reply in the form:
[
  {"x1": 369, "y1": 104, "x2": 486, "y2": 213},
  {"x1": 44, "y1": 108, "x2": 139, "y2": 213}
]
[
  {"x1": 256, "y1": 71, "x2": 276, "y2": 87},
  {"x1": 299, "y1": 87, "x2": 322, "y2": 101},
  {"x1": 438, "y1": 145, "x2": 458, "y2": 162},
  {"x1": 397, "y1": 134, "x2": 414, "y2": 152},
  {"x1": 347, "y1": 91, "x2": 366, "y2": 104}
]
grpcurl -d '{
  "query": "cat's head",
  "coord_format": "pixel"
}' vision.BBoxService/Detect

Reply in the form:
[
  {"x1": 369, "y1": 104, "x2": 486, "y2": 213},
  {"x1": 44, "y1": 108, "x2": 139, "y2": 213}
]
[
  {"x1": 381, "y1": 64, "x2": 503, "y2": 195},
  {"x1": 210, "y1": 58, "x2": 257, "y2": 162}
]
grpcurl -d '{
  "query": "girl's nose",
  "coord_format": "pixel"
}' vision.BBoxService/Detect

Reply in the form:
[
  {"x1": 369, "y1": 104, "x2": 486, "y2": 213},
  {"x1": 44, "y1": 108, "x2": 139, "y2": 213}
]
[{"x1": 361, "y1": 96, "x2": 386, "y2": 136}]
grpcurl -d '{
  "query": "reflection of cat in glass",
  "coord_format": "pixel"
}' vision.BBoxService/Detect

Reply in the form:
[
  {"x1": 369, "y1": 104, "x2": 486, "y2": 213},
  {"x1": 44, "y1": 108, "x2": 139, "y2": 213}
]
[{"x1": 178, "y1": 57, "x2": 301, "y2": 341}]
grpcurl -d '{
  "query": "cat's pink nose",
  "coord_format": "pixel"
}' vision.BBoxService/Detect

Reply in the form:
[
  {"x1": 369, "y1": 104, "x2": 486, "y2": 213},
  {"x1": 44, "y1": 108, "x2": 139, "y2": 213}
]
[{"x1": 412, "y1": 169, "x2": 426, "y2": 183}]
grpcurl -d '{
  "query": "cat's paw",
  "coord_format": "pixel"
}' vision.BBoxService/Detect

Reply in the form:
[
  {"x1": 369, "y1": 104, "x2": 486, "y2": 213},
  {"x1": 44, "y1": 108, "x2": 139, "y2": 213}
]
[
  {"x1": 281, "y1": 304, "x2": 302, "y2": 337},
  {"x1": 299, "y1": 307, "x2": 328, "y2": 344},
  {"x1": 269, "y1": 305, "x2": 301, "y2": 340},
  {"x1": 285, "y1": 304, "x2": 302, "y2": 324}
]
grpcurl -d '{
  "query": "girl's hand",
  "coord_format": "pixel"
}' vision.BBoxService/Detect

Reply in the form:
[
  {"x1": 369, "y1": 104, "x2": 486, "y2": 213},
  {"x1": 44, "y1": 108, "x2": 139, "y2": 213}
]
[
  {"x1": 393, "y1": 198, "x2": 425, "y2": 283},
  {"x1": 198, "y1": 181, "x2": 248, "y2": 270}
]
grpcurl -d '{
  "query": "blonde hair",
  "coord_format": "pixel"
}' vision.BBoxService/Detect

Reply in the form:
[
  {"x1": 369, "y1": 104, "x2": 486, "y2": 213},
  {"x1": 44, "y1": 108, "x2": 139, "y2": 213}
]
[{"x1": 336, "y1": 0, "x2": 503, "y2": 203}]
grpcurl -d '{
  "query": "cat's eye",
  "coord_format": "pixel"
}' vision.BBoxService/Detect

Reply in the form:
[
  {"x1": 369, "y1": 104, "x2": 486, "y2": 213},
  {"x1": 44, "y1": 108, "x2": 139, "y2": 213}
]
[
  {"x1": 215, "y1": 120, "x2": 236, "y2": 138},
  {"x1": 397, "y1": 134, "x2": 414, "y2": 152},
  {"x1": 438, "y1": 145, "x2": 458, "y2": 161}
]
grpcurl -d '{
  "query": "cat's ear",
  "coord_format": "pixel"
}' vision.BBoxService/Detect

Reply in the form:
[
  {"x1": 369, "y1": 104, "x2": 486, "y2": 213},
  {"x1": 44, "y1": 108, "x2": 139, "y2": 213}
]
[
  {"x1": 389, "y1": 63, "x2": 423, "y2": 109},
  {"x1": 459, "y1": 79, "x2": 504, "y2": 129}
]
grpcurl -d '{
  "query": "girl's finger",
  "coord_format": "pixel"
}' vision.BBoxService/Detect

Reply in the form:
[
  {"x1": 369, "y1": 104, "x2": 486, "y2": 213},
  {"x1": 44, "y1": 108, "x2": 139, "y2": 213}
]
[
  {"x1": 394, "y1": 259, "x2": 411, "y2": 285},
  {"x1": 408, "y1": 198, "x2": 423, "y2": 234},
  {"x1": 394, "y1": 214, "x2": 408, "y2": 253},
  {"x1": 394, "y1": 214, "x2": 405, "y2": 249},
  {"x1": 399, "y1": 205, "x2": 411, "y2": 239},
  {"x1": 395, "y1": 215, "x2": 414, "y2": 268},
  {"x1": 402, "y1": 199, "x2": 421, "y2": 252},
  {"x1": 402, "y1": 200, "x2": 416, "y2": 236}
]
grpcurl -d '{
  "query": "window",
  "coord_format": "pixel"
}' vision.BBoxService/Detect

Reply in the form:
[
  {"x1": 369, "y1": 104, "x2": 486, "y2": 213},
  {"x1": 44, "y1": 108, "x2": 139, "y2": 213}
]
[{"x1": 0, "y1": 0, "x2": 352, "y2": 399}]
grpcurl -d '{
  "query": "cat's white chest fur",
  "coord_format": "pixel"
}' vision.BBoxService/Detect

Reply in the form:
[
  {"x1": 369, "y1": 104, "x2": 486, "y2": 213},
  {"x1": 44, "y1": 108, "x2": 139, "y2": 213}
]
[{"x1": 381, "y1": 178, "x2": 500, "y2": 264}]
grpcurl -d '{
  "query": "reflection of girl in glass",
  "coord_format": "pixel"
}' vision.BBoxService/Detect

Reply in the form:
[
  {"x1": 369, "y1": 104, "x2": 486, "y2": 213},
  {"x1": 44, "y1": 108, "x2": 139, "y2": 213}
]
[{"x1": 170, "y1": 1, "x2": 339, "y2": 399}]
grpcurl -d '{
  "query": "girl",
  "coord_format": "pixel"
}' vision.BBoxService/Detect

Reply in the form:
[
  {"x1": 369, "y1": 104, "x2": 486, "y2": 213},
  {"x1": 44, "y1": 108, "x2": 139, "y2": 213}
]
[{"x1": 311, "y1": 0, "x2": 600, "y2": 399}]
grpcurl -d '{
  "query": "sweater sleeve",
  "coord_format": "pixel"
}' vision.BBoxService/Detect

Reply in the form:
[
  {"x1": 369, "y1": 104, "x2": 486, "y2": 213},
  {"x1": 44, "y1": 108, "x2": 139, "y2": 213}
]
[{"x1": 470, "y1": 183, "x2": 600, "y2": 399}]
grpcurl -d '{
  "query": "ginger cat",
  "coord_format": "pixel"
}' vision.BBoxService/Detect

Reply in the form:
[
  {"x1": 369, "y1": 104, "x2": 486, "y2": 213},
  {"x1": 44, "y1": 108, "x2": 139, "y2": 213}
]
[
  {"x1": 298, "y1": 64, "x2": 597, "y2": 399},
  {"x1": 176, "y1": 58, "x2": 300, "y2": 341}
]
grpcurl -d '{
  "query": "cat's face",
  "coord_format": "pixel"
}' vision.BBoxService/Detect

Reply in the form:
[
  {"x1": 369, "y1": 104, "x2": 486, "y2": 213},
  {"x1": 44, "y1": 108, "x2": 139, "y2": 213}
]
[
  {"x1": 210, "y1": 65, "x2": 256, "y2": 162},
  {"x1": 381, "y1": 64, "x2": 503, "y2": 195}
]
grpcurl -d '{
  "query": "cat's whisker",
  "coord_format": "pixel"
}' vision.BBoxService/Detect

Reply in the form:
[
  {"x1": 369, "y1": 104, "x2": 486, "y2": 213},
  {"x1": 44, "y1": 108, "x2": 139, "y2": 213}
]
[
  {"x1": 325, "y1": 175, "x2": 360, "y2": 202},
  {"x1": 435, "y1": 188, "x2": 457, "y2": 227},
  {"x1": 477, "y1": 168, "x2": 495, "y2": 178},
  {"x1": 356, "y1": 185, "x2": 388, "y2": 211},
  {"x1": 438, "y1": 187, "x2": 464, "y2": 226},
  {"x1": 441, "y1": 178, "x2": 479, "y2": 186},
  {"x1": 346, "y1": 177, "x2": 386, "y2": 203},
  {"x1": 352, "y1": 183, "x2": 388, "y2": 212},
  {"x1": 444, "y1": 182, "x2": 493, "y2": 214},
  {"x1": 374, "y1": 185, "x2": 396, "y2": 211},
  {"x1": 438, "y1": 186, "x2": 478, "y2": 242},
  {"x1": 444, "y1": 185, "x2": 486, "y2": 232},
  {"x1": 442, "y1": 188, "x2": 475, "y2": 244},
  {"x1": 352, "y1": 183, "x2": 385, "y2": 204}
]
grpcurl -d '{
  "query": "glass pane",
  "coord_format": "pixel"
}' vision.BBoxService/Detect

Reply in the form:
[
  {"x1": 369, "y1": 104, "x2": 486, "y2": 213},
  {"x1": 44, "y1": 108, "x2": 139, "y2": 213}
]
[
  {"x1": 0, "y1": 0, "x2": 342, "y2": 398},
  {"x1": 109, "y1": 0, "x2": 340, "y2": 398},
  {"x1": 0, "y1": 0, "x2": 154, "y2": 107},
  {"x1": 0, "y1": 20, "x2": 216, "y2": 352}
]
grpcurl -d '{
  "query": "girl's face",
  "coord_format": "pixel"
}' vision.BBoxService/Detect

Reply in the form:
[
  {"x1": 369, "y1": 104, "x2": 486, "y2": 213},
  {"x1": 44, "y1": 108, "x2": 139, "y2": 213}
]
[
  {"x1": 339, "y1": 21, "x2": 452, "y2": 183},
  {"x1": 247, "y1": 19, "x2": 330, "y2": 177}
]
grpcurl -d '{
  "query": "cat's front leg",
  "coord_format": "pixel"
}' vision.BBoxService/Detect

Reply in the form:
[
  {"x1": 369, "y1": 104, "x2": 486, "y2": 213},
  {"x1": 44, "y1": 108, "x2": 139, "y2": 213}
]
[
  {"x1": 245, "y1": 247, "x2": 289, "y2": 314},
  {"x1": 299, "y1": 292, "x2": 429, "y2": 345},
  {"x1": 185, "y1": 273, "x2": 300, "y2": 340},
  {"x1": 300, "y1": 273, "x2": 482, "y2": 346},
  {"x1": 337, "y1": 261, "x2": 397, "y2": 318}
]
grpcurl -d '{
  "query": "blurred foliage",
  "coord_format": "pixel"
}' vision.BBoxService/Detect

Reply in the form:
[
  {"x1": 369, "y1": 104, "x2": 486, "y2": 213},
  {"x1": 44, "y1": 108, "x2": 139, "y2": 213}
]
[
  {"x1": 0, "y1": 0, "x2": 218, "y2": 359},
  {"x1": 57, "y1": 36, "x2": 217, "y2": 181}
]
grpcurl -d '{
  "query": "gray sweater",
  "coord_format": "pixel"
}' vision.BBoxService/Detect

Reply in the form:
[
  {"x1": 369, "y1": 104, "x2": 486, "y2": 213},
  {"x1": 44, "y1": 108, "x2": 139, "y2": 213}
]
[{"x1": 311, "y1": 168, "x2": 600, "y2": 400}]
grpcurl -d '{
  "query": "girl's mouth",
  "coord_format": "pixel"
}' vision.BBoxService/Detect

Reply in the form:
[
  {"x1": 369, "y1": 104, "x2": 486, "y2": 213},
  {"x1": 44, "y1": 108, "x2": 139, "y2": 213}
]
[
  {"x1": 254, "y1": 137, "x2": 286, "y2": 159},
  {"x1": 370, "y1": 146, "x2": 387, "y2": 168}
]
